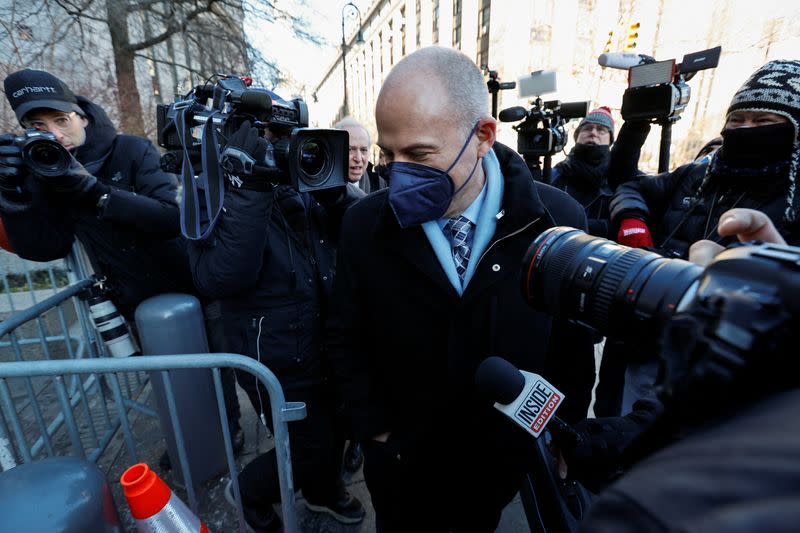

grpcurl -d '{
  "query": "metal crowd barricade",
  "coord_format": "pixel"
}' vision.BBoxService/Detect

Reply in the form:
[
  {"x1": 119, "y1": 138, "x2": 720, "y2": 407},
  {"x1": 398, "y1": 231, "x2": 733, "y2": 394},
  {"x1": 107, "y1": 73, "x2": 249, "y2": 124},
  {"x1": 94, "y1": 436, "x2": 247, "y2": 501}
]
[
  {"x1": 0, "y1": 354, "x2": 307, "y2": 533},
  {"x1": 0, "y1": 248, "x2": 308, "y2": 532}
]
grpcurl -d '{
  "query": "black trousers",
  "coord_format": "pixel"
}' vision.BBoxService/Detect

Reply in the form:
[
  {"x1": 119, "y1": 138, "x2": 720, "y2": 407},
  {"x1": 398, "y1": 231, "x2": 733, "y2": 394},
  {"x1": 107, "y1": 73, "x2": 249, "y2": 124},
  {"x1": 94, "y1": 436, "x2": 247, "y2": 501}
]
[
  {"x1": 362, "y1": 438, "x2": 523, "y2": 533},
  {"x1": 235, "y1": 373, "x2": 345, "y2": 508}
]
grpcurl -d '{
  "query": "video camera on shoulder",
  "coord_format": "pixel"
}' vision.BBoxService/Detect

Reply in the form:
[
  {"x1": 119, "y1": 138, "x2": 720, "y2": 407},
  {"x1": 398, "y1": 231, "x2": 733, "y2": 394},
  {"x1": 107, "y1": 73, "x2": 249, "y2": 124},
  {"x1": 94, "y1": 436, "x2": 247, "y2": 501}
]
[
  {"x1": 156, "y1": 75, "x2": 347, "y2": 193},
  {"x1": 498, "y1": 71, "x2": 589, "y2": 180}
]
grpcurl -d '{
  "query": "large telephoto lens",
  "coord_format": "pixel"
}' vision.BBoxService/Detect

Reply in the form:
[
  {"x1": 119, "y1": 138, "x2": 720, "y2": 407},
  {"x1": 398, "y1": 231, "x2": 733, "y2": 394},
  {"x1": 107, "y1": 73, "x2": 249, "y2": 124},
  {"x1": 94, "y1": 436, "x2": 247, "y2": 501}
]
[
  {"x1": 22, "y1": 137, "x2": 71, "y2": 177},
  {"x1": 521, "y1": 227, "x2": 703, "y2": 337}
]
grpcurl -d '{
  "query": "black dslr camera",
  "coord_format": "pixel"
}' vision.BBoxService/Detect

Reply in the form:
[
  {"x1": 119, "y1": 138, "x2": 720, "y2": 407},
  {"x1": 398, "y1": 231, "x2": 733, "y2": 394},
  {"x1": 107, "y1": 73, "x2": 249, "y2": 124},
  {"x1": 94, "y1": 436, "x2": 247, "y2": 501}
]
[
  {"x1": 498, "y1": 71, "x2": 589, "y2": 181},
  {"x1": 522, "y1": 227, "x2": 799, "y2": 419},
  {"x1": 157, "y1": 75, "x2": 348, "y2": 192},
  {"x1": 13, "y1": 129, "x2": 71, "y2": 177}
]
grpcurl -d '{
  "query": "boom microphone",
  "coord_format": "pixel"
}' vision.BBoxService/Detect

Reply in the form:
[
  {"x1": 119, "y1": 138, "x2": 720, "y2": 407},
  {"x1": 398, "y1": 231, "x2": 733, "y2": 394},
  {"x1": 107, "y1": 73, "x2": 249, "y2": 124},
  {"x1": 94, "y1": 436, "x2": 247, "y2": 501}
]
[
  {"x1": 598, "y1": 52, "x2": 656, "y2": 70},
  {"x1": 475, "y1": 356, "x2": 566, "y2": 439}
]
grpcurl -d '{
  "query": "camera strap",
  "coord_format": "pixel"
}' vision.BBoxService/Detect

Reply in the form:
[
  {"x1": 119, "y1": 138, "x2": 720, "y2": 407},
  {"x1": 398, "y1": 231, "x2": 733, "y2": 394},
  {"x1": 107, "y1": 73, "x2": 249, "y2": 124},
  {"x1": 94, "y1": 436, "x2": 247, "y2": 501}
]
[{"x1": 175, "y1": 103, "x2": 225, "y2": 240}]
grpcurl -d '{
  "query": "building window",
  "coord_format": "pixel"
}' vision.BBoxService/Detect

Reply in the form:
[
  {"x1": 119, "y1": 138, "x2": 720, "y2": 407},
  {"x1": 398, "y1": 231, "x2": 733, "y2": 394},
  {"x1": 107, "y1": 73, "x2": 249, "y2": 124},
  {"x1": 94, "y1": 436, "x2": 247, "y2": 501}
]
[
  {"x1": 416, "y1": 0, "x2": 421, "y2": 47},
  {"x1": 453, "y1": 0, "x2": 462, "y2": 50},
  {"x1": 432, "y1": 0, "x2": 440, "y2": 44},
  {"x1": 388, "y1": 20, "x2": 394, "y2": 65},
  {"x1": 401, "y1": 6, "x2": 407, "y2": 56},
  {"x1": 476, "y1": 0, "x2": 491, "y2": 68}
]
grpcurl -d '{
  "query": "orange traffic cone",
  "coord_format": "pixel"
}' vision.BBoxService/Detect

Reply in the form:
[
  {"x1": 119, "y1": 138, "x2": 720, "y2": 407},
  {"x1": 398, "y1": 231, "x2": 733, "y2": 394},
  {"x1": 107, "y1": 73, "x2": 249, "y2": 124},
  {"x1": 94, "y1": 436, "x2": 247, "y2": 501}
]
[{"x1": 121, "y1": 463, "x2": 210, "y2": 532}]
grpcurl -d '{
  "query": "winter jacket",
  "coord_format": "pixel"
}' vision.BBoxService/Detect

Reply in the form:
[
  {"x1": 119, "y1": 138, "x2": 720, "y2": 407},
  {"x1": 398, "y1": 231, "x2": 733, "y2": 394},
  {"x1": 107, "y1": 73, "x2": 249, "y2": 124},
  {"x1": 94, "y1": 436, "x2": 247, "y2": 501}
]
[
  {"x1": 325, "y1": 142, "x2": 596, "y2": 496},
  {"x1": 609, "y1": 155, "x2": 800, "y2": 258},
  {"x1": 580, "y1": 388, "x2": 800, "y2": 533},
  {"x1": 550, "y1": 121, "x2": 650, "y2": 239},
  {"x1": 0, "y1": 97, "x2": 193, "y2": 316},
  {"x1": 188, "y1": 183, "x2": 363, "y2": 391}
]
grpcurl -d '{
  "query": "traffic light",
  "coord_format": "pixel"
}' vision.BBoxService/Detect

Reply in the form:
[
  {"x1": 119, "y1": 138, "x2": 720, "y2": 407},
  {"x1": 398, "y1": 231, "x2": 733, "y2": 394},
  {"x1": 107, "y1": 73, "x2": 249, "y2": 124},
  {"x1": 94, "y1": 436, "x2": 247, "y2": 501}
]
[
  {"x1": 625, "y1": 22, "x2": 640, "y2": 50},
  {"x1": 603, "y1": 30, "x2": 614, "y2": 53}
]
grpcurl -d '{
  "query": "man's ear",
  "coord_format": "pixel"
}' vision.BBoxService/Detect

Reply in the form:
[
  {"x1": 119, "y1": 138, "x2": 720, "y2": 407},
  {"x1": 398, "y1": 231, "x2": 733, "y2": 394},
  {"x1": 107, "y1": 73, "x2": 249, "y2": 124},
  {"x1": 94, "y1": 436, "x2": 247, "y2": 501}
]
[
  {"x1": 79, "y1": 115, "x2": 89, "y2": 129},
  {"x1": 476, "y1": 117, "x2": 497, "y2": 157}
]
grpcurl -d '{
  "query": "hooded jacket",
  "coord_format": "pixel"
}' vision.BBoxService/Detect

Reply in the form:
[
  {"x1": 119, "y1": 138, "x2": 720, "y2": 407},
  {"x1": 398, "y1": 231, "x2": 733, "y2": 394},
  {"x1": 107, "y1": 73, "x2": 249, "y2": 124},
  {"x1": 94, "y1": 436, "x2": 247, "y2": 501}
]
[
  {"x1": 0, "y1": 97, "x2": 193, "y2": 315},
  {"x1": 188, "y1": 182, "x2": 363, "y2": 391}
]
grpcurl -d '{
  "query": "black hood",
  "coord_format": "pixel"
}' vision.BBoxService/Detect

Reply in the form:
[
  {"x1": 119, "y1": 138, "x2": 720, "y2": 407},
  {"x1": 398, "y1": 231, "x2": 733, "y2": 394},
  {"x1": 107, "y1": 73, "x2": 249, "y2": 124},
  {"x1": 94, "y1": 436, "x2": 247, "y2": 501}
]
[{"x1": 73, "y1": 96, "x2": 118, "y2": 174}]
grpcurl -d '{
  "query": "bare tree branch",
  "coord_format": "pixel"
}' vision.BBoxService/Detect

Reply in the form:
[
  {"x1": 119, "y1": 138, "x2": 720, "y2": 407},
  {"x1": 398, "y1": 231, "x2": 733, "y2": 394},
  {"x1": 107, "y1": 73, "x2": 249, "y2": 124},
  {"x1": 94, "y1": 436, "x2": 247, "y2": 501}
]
[
  {"x1": 133, "y1": 52, "x2": 206, "y2": 79},
  {"x1": 128, "y1": 0, "x2": 220, "y2": 51}
]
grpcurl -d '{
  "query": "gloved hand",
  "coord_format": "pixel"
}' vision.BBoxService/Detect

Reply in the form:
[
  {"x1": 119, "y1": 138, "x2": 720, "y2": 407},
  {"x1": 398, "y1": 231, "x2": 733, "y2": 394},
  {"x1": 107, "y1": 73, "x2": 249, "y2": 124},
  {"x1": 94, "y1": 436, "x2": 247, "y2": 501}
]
[
  {"x1": 220, "y1": 121, "x2": 276, "y2": 190},
  {"x1": 550, "y1": 399, "x2": 663, "y2": 492},
  {"x1": 46, "y1": 155, "x2": 98, "y2": 197},
  {"x1": 617, "y1": 217, "x2": 654, "y2": 248},
  {"x1": 0, "y1": 133, "x2": 27, "y2": 196}
]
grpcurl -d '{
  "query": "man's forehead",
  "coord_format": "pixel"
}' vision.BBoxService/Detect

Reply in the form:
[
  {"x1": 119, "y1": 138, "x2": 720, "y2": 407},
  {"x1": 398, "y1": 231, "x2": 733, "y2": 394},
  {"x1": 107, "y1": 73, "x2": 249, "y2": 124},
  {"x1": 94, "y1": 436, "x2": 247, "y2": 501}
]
[
  {"x1": 344, "y1": 126, "x2": 370, "y2": 145},
  {"x1": 25, "y1": 108, "x2": 71, "y2": 121}
]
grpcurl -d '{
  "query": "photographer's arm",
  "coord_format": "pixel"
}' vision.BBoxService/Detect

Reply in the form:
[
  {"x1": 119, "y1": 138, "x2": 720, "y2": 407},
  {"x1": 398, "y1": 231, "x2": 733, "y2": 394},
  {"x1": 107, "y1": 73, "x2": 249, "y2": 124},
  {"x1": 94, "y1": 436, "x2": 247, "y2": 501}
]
[
  {"x1": 187, "y1": 187, "x2": 273, "y2": 299},
  {"x1": 0, "y1": 201, "x2": 76, "y2": 261},
  {"x1": 95, "y1": 142, "x2": 181, "y2": 238},
  {"x1": 608, "y1": 120, "x2": 651, "y2": 189}
]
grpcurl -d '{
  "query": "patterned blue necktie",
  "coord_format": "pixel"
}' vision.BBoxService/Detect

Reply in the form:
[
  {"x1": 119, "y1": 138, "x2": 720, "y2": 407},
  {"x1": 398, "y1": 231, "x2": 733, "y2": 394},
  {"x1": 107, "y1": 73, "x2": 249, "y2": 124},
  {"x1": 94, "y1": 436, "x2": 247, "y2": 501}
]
[{"x1": 446, "y1": 215, "x2": 473, "y2": 282}]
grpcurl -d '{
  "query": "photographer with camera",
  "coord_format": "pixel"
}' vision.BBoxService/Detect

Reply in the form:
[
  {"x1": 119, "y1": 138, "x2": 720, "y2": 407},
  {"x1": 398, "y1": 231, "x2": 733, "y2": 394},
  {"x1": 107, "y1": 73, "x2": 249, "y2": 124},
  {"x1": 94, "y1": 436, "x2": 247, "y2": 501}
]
[
  {"x1": 603, "y1": 60, "x2": 800, "y2": 416},
  {"x1": 188, "y1": 119, "x2": 365, "y2": 530},
  {"x1": 610, "y1": 59, "x2": 800, "y2": 255},
  {"x1": 549, "y1": 107, "x2": 650, "y2": 239},
  {"x1": 0, "y1": 69, "x2": 194, "y2": 318},
  {"x1": 325, "y1": 46, "x2": 596, "y2": 533},
  {"x1": 564, "y1": 209, "x2": 800, "y2": 532},
  {"x1": 515, "y1": 205, "x2": 799, "y2": 531}
]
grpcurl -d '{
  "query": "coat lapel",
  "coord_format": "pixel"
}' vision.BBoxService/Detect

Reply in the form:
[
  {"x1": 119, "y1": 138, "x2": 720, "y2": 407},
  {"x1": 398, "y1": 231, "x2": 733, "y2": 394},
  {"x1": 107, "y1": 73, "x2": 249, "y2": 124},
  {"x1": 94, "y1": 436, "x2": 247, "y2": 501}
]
[
  {"x1": 374, "y1": 198, "x2": 460, "y2": 299},
  {"x1": 461, "y1": 143, "x2": 551, "y2": 303}
]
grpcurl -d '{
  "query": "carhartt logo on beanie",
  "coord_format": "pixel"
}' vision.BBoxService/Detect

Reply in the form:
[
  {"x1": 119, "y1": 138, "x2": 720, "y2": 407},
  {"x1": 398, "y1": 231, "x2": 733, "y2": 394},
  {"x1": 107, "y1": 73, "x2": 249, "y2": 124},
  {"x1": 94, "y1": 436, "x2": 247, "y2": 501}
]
[
  {"x1": 575, "y1": 106, "x2": 615, "y2": 142},
  {"x1": 3, "y1": 69, "x2": 83, "y2": 123}
]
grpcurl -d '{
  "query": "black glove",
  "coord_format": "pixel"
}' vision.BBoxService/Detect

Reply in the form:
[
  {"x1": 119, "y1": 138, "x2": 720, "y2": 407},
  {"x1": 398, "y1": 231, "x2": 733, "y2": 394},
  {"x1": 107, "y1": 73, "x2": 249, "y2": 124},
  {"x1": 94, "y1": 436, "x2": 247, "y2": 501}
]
[
  {"x1": 46, "y1": 155, "x2": 98, "y2": 196},
  {"x1": 0, "y1": 133, "x2": 26, "y2": 196},
  {"x1": 220, "y1": 121, "x2": 279, "y2": 190},
  {"x1": 551, "y1": 399, "x2": 663, "y2": 492}
]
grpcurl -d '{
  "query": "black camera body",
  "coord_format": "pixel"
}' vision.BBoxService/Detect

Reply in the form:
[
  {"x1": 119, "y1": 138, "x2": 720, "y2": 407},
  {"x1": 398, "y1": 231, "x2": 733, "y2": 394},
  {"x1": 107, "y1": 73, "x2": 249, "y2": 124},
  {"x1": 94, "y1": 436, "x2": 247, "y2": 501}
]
[
  {"x1": 157, "y1": 75, "x2": 347, "y2": 192},
  {"x1": 14, "y1": 129, "x2": 71, "y2": 177},
  {"x1": 500, "y1": 99, "x2": 589, "y2": 159},
  {"x1": 621, "y1": 46, "x2": 721, "y2": 123},
  {"x1": 522, "y1": 227, "x2": 799, "y2": 417}
]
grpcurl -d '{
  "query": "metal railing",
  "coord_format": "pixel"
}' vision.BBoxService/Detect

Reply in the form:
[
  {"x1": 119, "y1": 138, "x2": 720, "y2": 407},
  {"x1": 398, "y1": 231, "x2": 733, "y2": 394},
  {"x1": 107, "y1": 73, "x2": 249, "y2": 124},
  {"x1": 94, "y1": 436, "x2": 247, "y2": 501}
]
[
  {"x1": 0, "y1": 354, "x2": 306, "y2": 533},
  {"x1": 0, "y1": 248, "x2": 308, "y2": 532}
]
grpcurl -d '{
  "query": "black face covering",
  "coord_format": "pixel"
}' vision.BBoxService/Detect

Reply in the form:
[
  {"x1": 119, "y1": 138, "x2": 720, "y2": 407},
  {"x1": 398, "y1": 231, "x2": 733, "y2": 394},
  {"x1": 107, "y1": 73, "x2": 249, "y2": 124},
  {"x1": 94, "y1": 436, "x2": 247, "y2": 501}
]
[
  {"x1": 718, "y1": 122, "x2": 794, "y2": 168},
  {"x1": 566, "y1": 143, "x2": 611, "y2": 189},
  {"x1": 572, "y1": 143, "x2": 610, "y2": 166}
]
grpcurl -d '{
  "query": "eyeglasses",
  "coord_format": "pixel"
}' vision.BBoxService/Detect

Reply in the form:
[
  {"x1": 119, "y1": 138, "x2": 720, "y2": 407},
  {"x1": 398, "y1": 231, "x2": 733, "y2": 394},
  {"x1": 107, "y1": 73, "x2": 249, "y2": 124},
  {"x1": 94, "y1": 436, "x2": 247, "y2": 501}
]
[{"x1": 24, "y1": 112, "x2": 78, "y2": 133}]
